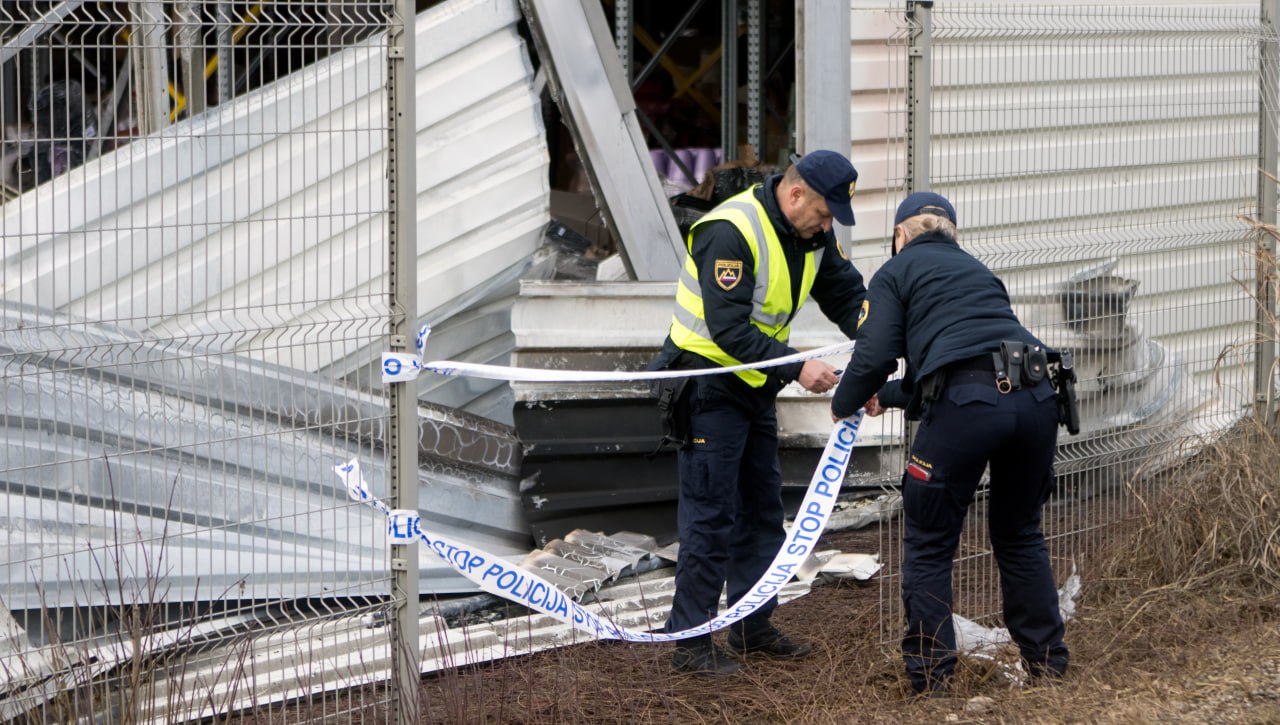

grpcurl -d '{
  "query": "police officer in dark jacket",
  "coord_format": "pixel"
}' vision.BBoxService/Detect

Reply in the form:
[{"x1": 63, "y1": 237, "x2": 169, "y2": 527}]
[
  {"x1": 651, "y1": 150, "x2": 866, "y2": 677},
  {"x1": 830, "y1": 191, "x2": 1068, "y2": 694}
]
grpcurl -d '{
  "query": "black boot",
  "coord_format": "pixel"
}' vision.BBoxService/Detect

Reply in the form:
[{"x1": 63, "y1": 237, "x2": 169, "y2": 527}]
[
  {"x1": 1025, "y1": 657, "x2": 1067, "y2": 684},
  {"x1": 726, "y1": 625, "x2": 813, "y2": 659},
  {"x1": 671, "y1": 635, "x2": 742, "y2": 677}
]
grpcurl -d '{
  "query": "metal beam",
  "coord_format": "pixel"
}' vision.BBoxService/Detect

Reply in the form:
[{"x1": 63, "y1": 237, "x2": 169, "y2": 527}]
[
  {"x1": 0, "y1": 0, "x2": 87, "y2": 65},
  {"x1": 631, "y1": 0, "x2": 707, "y2": 92},
  {"x1": 96, "y1": 50, "x2": 134, "y2": 159},
  {"x1": 521, "y1": 0, "x2": 684, "y2": 281},
  {"x1": 722, "y1": 0, "x2": 738, "y2": 160},
  {"x1": 633, "y1": 24, "x2": 720, "y2": 121},
  {"x1": 128, "y1": 1, "x2": 171, "y2": 134}
]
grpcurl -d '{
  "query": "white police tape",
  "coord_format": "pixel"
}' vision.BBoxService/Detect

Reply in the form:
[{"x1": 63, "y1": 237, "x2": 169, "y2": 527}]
[
  {"x1": 334, "y1": 410, "x2": 864, "y2": 643},
  {"x1": 381, "y1": 353, "x2": 423, "y2": 383},
  {"x1": 381, "y1": 320, "x2": 856, "y2": 384},
  {"x1": 381, "y1": 323, "x2": 433, "y2": 384}
]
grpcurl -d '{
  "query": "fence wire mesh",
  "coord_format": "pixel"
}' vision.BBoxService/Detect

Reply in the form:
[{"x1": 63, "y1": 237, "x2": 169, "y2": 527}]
[
  {"x1": 2, "y1": 2, "x2": 402, "y2": 721},
  {"x1": 879, "y1": 3, "x2": 1276, "y2": 649}
]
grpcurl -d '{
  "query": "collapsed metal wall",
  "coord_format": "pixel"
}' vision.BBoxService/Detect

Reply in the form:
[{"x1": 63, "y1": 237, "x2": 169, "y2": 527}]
[{"x1": 0, "y1": 1, "x2": 547, "y2": 721}]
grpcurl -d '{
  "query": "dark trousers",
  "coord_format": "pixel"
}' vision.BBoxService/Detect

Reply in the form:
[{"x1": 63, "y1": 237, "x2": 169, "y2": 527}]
[
  {"x1": 901, "y1": 374, "x2": 1069, "y2": 691},
  {"x1": 664, "y1": 379, "x2": 785, "y2": 638}
]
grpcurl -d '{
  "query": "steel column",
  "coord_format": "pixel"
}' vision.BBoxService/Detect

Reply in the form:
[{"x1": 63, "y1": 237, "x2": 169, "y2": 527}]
[
  {"x1": 796, "y1": 0, "x2": 851, "y2": 155},
  {"x1": 722, "y1": 0, "x2": 739, "y2": 160},
  {"x1": 176, "y1": 0, "x2": 206, "y2": 116},
  {"x1": 216, "y1": 2, "x2": 234, "y2": 105},
  {"x1": 128, "y1": 1, "x2": 170, "y2": 134},
  {"x1": 746, "y1": 0, "x2": 763, "y2": 159}
]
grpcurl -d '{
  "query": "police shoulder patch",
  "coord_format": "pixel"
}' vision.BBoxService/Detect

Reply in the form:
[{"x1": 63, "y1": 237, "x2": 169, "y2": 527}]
[
  {"x1": 714, "y1": 260, "x2": 743, "y2": 291},
  {"x1": 856, "y1": 299, "x2": 870, "y2": 328}
]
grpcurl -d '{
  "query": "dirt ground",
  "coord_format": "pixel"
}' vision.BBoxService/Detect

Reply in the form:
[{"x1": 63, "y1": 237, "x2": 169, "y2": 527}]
[
  {"x1": 417, "y1": 493, "x2": 1280, "y2": 724},
  {"x1": 261, "y1": 417, "x2": 1278, "y2": 725}
]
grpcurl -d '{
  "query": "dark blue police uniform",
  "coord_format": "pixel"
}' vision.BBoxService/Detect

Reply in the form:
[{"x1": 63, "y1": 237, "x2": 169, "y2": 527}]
[
  {"x1": 831, "y1": 202, "x2": 1068, "y2": 693},
  {"x1": 652, "y1": 169, "x2": 865, "y2": 659}
]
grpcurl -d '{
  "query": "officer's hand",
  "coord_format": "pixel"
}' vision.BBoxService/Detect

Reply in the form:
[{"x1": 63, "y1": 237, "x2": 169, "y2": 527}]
[
  {"x1": 799, "y1": 360, "x2": 839, "y2": 394},
  {"x1": 864, "y1": 394, "x2": 885, "y2": 417}
]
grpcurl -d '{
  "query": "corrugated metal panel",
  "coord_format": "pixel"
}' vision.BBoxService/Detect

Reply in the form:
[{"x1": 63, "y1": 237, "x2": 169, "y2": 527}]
[
  {"x1": 847, "y1": 0, "x2": 1258, "y2": 406},
  {"x1": 508, "y1": 281, "x2": 907, "y2": 545},
  {"x1": 0, "y1": 0, "x2": 550, "y2": 419},
  {"x1": 0, "y1": 304, "x2": 529, "y2": 609},
  {"x1": 509, "y1": 280, "x2": 902, "y2": 449}
]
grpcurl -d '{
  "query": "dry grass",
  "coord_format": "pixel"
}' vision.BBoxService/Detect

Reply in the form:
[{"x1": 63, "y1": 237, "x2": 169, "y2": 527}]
[{"x1": 412, "y1": 415, "x2": 1280, "y2": 725}]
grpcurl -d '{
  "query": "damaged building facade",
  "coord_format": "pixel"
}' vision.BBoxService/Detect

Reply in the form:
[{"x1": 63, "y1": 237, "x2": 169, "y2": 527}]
[{"x1": 1, "y1": 0, "x2": 1276, "y2": 720}]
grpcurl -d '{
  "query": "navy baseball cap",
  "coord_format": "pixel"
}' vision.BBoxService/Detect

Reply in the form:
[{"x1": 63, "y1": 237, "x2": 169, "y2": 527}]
[
  {"x1": 794, "y1": 150, "x2": 858, "y2": 226},
  {"x1": 894, "y1": 191, "x2": 956, "y2": 226}
]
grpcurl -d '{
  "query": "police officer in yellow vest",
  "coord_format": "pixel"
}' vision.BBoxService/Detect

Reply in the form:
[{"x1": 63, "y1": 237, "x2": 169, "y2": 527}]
[{"x1": 651, "y1": 150, "x2": 866, "y2": 676}]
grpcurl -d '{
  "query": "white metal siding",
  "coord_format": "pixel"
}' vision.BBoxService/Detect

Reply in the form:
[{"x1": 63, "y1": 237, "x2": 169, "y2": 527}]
[
  {"x1": 0, "y1": 0, "x2": 550, "y2": 383},
  {"x1": 847, "y1": 1, "x2": 1261, "y2": 403}
]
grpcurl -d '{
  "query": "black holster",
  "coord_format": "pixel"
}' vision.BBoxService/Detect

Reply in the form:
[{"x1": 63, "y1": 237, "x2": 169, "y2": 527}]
[
  {"x1": 1048, "y1": 351, "x2": 1081, "y2": 435},
  {"x1": 650, "y1": 376, "x2": 692, "y2": 451},
  {"x1": 921, "y1": 370, "x2": 946, "y2": 402}
]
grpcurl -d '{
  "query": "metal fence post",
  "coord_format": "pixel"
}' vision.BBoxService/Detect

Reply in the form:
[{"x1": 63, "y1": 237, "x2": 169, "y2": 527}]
[
  {"x1": 1259, "y1": 0, "x2": 1279, "y2": 426},
  {"x1": 388, "y1": 2, "x2": 421, "y2": 722},
  {"x1": 906, "y1": 0, "x2": 933, "y2": 194}
]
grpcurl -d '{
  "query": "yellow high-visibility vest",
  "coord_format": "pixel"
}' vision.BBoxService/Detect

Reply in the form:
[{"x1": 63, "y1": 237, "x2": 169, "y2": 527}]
[{"x1": 669, "y1": 187, "x2": 821, "y2": 387}]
